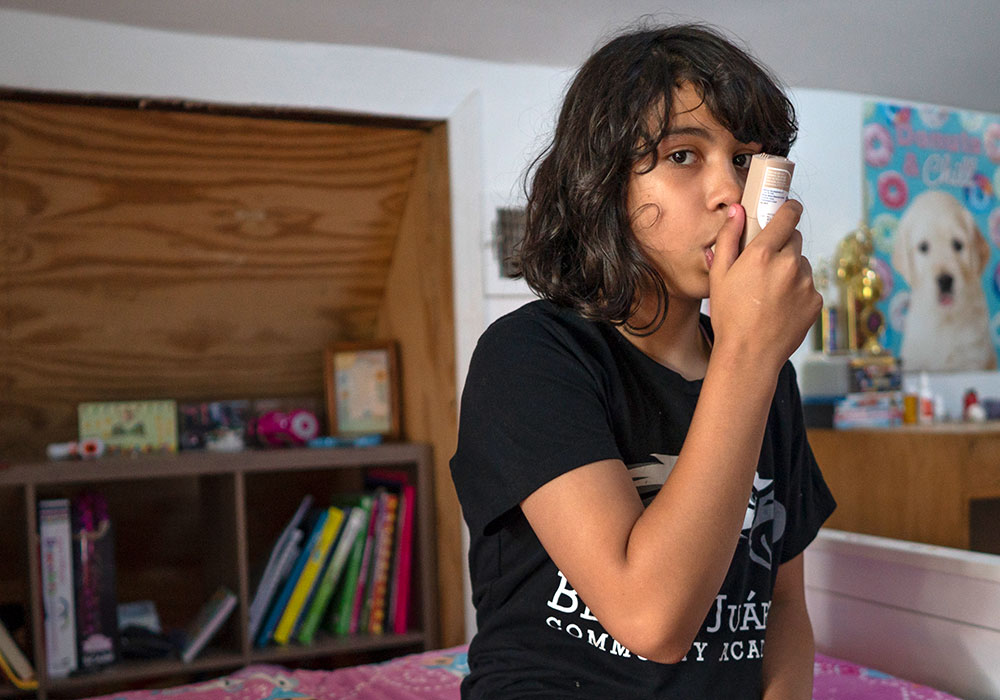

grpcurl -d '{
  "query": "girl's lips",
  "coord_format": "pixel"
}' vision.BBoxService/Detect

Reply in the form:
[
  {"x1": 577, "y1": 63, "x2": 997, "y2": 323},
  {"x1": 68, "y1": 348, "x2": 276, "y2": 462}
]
[{"x1": 705, "y1": 246, "x2": 715, "y2": 269}]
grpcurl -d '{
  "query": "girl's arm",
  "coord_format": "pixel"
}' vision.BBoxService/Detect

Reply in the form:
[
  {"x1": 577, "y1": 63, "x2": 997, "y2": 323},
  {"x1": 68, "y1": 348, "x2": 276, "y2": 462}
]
[
  {"x1": 521, "y1": 201, "x2": 822, "y2": 663},
  {"x1": 762, "y1": 553, "x2": 815, "y2": 700}
]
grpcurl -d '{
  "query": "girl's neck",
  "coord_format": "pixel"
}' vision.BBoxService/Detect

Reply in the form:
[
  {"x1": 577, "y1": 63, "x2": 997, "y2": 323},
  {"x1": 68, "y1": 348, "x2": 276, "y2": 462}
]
[{"x1": 619, "y1": 298, "x2": 710, "y2": 380}]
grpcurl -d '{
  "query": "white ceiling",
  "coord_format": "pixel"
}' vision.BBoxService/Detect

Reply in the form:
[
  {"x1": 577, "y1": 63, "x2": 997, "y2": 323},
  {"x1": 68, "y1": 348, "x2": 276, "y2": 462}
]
[{"x1": 2, "y1": 0, "x2": 998, "y2": 113}]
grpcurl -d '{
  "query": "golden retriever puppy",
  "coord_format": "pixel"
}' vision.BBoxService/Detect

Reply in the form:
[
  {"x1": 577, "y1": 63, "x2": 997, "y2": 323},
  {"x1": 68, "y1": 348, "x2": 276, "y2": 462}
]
[{"x1": 892, "y1": 189, "x2": 996, "y2": 371}]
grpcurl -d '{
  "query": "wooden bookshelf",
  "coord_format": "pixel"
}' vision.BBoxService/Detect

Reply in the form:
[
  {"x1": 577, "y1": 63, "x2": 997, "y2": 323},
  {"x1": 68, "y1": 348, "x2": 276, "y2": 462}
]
[
  {"x1": 0, "y1": 89, "x2": 465, "y2": 655},
  {"x1": 0, "y1": 444, "x2": 438, "y2": 699}
]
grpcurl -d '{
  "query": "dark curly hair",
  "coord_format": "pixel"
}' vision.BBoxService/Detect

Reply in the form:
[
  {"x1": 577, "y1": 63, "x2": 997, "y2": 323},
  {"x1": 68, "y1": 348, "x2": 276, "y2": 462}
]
[{"x1": 517, "y1": 23, "x2": 797, "y2": 332}]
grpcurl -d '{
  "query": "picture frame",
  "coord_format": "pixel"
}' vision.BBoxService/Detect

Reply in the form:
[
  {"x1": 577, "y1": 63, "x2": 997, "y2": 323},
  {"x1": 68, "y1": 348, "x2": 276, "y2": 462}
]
[{"x1": 323, "y1": 340, "x2": 400, "y2": 439}]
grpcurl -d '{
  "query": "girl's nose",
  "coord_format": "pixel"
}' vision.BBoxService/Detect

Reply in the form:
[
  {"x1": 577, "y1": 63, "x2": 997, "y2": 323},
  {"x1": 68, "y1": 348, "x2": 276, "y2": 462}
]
[{"x1": 708, "y1": 164, "x2": 745, "y2": 212}]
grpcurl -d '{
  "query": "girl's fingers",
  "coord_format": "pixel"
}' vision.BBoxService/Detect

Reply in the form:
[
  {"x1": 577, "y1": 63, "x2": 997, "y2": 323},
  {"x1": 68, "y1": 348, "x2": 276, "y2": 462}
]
[{"x1": 748, "y1": 199, "x2": 803, "y2": 252}]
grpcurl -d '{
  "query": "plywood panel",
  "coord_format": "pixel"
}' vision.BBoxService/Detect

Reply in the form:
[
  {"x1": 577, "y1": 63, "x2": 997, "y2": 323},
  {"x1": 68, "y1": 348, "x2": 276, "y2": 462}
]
[
  {"x1": 0, "y1": 100, "x2": 426, "y2": 460},
  {"x1": 808, "y1": 428, "x2": 972, "y2": 549},
  {"x1": 376, "y1": 122, "x2": 461, "y2": 647}
]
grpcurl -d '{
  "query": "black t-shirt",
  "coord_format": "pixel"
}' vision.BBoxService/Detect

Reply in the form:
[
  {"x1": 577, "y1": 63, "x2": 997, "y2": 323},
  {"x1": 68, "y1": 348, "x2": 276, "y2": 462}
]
[{"x1": 450, "y1": 300, "x2": 836, "y2": 699}]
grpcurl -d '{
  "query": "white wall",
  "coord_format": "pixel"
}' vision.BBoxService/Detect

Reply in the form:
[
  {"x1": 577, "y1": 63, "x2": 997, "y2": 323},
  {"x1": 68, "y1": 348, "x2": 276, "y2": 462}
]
[{"x1": 3, "y1": 8, "x2": 997, "y2": 641}]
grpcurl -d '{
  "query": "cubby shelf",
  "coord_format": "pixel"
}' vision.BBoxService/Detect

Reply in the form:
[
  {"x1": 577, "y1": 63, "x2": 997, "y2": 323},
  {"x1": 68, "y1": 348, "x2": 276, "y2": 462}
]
[{"x1": 0, "y1": 444, "x2": 438, "y2": 699}]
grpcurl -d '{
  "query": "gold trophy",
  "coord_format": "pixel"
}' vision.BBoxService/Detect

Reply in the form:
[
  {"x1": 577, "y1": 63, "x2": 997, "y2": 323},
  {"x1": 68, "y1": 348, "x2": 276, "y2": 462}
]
[{"x1": 835, "y1": 224, "x2": 885, "y2": 355}]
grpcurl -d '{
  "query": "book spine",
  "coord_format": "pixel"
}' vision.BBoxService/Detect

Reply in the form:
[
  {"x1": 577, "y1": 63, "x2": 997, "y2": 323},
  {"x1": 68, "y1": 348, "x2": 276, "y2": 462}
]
[
  {"x1": 248, "y1": 528, "x2": 302, "y2": 640},
  {"x1": 72, "y1": 491, "x2": 118, "y2": 670},
  {"x1": 330, "y1": 496, "x2": 373, "y2": 636},
  {"x1": 296, "y1": 506, "x2": 366, "y2": 644},
  {"x1": 180, "y1": 588, "x2": 237, "y2": 663},
  {"x1": 0, "y1": 618, "x2": 36, "y2": 688},
  {"x1": 273, "y1": 507, "x2": 342, "y2": 644},
  {"x1": 248, "y1": 494, "x2": 313, "y2": 639},
  {"x1": 39, "y1": 499, "x2": 78, "y2": 678},
  {"x1": 348, "y1": 497, "x2": 381, "y2": 634},
  {"x1": 288, "y1": 509, "x2": 345, "y2": 640},
  {"x1": 391, "y1": 484, "x2": 416, "y2": 634},
  {"x1": 367, "y1": 492, "x2": 399, "y2": 634},
  {"x1": 255, "y1": 511, "x2": 323, "y2": 648}
]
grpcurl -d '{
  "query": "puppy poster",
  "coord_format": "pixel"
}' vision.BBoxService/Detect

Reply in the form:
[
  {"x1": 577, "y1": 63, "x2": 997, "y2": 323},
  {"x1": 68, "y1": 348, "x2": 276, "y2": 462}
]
[{"x1": 864, "y1": 100, "x2": 1000, "y2": 371}]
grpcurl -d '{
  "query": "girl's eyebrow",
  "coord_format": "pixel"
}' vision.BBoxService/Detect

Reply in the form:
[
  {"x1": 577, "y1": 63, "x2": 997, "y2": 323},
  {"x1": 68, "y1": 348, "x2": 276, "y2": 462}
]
[
  {"x1": 662, "y1": 126, "x2": 762, "y2": 149},
  {"x1": 663, "y1": 126, "x2": 712, "y2": 139}
]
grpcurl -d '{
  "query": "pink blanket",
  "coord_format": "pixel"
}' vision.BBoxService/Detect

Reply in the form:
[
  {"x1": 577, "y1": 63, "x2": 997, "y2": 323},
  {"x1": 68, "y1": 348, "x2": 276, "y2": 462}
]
[{"x1": 90, "y1": 646, "x2": 960, "y2": 699}]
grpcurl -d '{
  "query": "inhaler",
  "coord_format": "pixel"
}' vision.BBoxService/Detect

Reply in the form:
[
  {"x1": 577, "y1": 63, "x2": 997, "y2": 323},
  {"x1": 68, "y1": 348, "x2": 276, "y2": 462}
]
[{"x1": 740, "y1": 154, "x2": 795, "y2": 249}]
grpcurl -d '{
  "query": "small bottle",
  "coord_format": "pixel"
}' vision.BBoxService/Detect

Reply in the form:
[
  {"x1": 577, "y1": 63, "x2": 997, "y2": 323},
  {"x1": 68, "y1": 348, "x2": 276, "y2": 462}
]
[
  {"x1": 918, "y1": 372, "x2": 934, "y2": 424},
  {"x1": 963, "y1": 389, "x2": 979, "y2": 421},
  {"x1": 902, "y1": 377, "x2": 919, "y2": 424}
]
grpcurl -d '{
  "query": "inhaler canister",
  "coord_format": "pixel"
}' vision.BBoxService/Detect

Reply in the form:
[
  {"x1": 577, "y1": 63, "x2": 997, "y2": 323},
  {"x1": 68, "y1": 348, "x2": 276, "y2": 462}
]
[{"x1": 740, "y1": 154, "x2": 795, "y2": 249}]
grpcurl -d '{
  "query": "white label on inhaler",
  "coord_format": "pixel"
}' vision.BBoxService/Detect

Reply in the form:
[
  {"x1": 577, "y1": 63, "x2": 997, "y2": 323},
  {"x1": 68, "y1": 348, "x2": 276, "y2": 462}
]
[{"x1": 755, "y1": 166, "x2": 792, "y2": 229}]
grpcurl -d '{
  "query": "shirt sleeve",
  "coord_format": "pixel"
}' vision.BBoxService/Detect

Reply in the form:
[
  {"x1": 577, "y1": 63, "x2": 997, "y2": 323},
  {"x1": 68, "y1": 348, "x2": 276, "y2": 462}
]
[
  {"x1": 777, "y1": 362, "x2": 837, "y2": 564},
  {"x1": 449, "y1": 308, "x2": 622, "y2": 535}
]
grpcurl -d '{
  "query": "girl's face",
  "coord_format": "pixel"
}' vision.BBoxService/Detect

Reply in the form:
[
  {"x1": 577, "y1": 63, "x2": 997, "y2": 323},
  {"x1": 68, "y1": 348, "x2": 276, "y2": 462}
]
[{"x1": 627, "y1": 83, "x2": 761, "y2": 303}]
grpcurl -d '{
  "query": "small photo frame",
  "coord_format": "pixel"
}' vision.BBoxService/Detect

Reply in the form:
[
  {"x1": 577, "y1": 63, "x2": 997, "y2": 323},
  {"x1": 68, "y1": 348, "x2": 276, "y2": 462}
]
[{"x1": 324, "y1": 340, "x2": 400, "y2": 439}]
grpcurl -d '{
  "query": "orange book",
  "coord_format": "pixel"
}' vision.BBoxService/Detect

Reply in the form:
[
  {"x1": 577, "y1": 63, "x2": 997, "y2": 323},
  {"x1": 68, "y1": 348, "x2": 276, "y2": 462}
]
[{"x1": 366, "y1": 491, "x2": 399, "y2": 634}]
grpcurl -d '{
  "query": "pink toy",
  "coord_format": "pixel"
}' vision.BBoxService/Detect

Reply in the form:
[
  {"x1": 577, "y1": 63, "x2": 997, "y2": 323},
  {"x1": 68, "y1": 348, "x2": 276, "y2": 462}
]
[{"x1": 255, "y1": 410, "x2": 320, "y2": 447}]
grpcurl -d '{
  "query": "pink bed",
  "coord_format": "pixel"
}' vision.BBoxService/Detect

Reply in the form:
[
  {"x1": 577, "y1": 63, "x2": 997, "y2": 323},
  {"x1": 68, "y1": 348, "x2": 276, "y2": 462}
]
[{"x1": 87, "y1": 645, "x2": 961, "y2": 700}]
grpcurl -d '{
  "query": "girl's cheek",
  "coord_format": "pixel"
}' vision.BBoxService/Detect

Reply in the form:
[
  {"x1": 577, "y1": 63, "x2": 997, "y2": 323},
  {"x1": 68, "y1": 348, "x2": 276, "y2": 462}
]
[{"x1": 631, "y1": 202, "x2": 661, "y2": 232}]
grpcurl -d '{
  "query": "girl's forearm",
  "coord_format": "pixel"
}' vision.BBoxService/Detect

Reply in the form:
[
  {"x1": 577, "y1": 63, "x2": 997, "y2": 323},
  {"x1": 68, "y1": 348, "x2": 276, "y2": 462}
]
[
  {"x1": 623, "y1": 346, "x2": 781, "y2": 654},
  {"x1": 762, "y1": 560, "x2": 815, "y2": 700}
]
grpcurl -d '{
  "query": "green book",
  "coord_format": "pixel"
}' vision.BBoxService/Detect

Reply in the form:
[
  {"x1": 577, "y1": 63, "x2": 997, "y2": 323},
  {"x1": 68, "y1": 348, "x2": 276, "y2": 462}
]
[
  {"x1": 326, "y1": 494, "x2": 374, "y2": 636},
  {"x1": 296, "y1": 505, "x2": 367, "y2": 644}
]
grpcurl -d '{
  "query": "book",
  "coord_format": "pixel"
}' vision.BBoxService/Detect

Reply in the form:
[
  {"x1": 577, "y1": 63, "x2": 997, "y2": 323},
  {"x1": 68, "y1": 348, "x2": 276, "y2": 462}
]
[
  {"x1": 77, "y1": 400, "x2": 178, "y2": 454},
  {"x1": 72, "y1": 490, "x2": 119, "y2": 670},
  {"x1": 273, "y1": 506, "x2": 344, "y2": 644},
  {"x1": 348, "y1": 495, "x2": 382, "y2": 635},
  {"x1": 117, "y1": 600, "x2": 162, "y2": 634},
  {"x1": 390, "y1": 483, "x2": 416, "y2": 634},
  {"x1": 848, "y1": 354, "x2": 901, "y2": 393},
  {"x1": 180, "y1": 586, "x2": 237, "y2": 663},
  {"x1": 364, "y1": 470, "x2": 413, "y2": 633},
  {"x1": 0, "y1": 617, "x2": 36, "y2": 690},
  {"x1": 248, "y1": 494, "x2": 313, "y2": 641},
  {"x1": 178, "y1": 400, "x2": 252, "y2": 451},
  {"x1": 367, "y1": 491, "x2": 399, "y2": 634},
  {"x1": 327, "y1": 494, "x2": 374, "y2": 636},
  {"x1": 296, "y1": 505, "x2": 367, "y2": 644},
  {"x1": 288, "y1": 509, "x2": 347, "y2": 641},
  {"x1": 364, "y1": 469, "x2": 414, "y2": 634},
  {"x1": 255, "y1": 508, "x2": 324, "y2": 647},
  {"x1": 834, "y1": 391, "x2": 904, "y2": 428},
  {"x1": 38, "y1": 498, "x2": 78, "y2": 678}
]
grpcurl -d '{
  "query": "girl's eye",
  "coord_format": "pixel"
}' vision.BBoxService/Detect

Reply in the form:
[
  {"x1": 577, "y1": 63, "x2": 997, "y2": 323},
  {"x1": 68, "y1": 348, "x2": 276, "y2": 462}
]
[
  {"x1": 668, "y1": 150, "x2": 695, "y2": 165},
  {"x1": 734, "y1": 153, "x2": 753, "y2": 169}
]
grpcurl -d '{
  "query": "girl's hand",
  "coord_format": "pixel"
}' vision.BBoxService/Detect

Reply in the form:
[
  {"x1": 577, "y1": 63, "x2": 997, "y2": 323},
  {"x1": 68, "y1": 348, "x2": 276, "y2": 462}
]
[{"x1": 708, "y1": 201, "x2": 821, "y2": 375}]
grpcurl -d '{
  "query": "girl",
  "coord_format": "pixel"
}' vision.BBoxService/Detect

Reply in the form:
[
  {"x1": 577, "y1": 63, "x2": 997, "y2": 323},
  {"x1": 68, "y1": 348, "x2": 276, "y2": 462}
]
[{"x1": 450, "y1": 23, "x2": 835, "y2": 699}]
